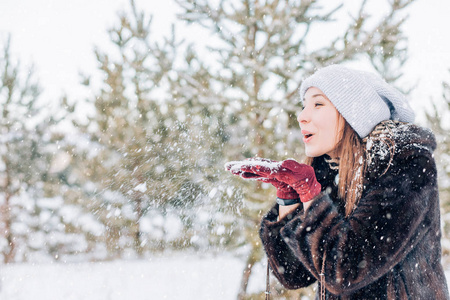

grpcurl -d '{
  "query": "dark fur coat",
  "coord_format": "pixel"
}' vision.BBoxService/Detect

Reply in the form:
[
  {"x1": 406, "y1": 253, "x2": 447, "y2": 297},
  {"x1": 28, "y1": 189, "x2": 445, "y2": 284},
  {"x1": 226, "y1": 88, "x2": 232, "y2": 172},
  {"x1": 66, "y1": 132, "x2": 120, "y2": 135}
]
[{"x1": 260, "y1": 122, "x2": 450, "y2": 299}]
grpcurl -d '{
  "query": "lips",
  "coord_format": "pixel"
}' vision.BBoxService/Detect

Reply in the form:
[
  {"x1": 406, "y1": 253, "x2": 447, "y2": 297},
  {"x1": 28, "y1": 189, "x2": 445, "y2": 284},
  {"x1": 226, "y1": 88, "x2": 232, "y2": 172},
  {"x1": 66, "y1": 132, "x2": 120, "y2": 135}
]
[
  {"x1": 301, "y1": 130, "x2": 314, "y2": 143},
  {"x1": 303, "y1": 134, "x2": 314, "y2": 143}
]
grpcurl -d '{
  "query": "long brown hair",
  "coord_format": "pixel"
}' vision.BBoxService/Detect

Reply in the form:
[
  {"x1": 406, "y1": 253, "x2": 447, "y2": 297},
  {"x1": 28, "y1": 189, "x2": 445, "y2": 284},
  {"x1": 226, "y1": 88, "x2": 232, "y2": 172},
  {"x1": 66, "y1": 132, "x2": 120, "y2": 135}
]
[{"x1": 305, "y1": 116, "x2": 366, "y2": 216}]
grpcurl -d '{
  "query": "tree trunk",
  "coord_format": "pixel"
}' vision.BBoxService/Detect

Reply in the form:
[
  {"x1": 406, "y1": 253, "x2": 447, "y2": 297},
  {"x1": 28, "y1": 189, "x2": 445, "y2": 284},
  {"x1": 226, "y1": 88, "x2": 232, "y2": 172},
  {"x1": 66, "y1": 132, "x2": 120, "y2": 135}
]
[
  {"x1": 134, "y1": 196, "x2": 144, "y2": 257},
  {"x1": 237, "y1": 245, "x2": 259, "y2": 300},
  {"x1": 2, "y1": 192, "x2": 16, "y2": 264},
  {"x1": 2, "y1": 154, "x2": 16, "y2": 264}
]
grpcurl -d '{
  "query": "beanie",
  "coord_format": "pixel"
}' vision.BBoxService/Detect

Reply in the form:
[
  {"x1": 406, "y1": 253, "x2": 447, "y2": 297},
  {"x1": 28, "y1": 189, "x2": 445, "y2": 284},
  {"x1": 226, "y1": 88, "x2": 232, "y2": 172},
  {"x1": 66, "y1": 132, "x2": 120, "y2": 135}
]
[{"x1": 299, "y1": 65, "x2": 415, "y2": 138}]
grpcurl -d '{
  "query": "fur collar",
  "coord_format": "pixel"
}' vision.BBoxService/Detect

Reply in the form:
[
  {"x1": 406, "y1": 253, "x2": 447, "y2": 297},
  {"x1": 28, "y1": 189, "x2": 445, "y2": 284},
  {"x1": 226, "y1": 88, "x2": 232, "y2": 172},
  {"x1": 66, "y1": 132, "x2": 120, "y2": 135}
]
[{"x1": 363, "y1": 120, "x2": 436, "y2": 178}]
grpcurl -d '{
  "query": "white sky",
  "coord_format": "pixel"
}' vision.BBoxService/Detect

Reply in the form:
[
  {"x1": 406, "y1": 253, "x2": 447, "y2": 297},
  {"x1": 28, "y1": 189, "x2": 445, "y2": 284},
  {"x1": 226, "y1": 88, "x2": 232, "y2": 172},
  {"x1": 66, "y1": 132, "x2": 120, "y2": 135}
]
[
  {"x1": 1, "y1": 0, "x2": 450, "y2": 121},
  {"x1": 0, "y1": 0, "x2": 181, "y2": 101}
]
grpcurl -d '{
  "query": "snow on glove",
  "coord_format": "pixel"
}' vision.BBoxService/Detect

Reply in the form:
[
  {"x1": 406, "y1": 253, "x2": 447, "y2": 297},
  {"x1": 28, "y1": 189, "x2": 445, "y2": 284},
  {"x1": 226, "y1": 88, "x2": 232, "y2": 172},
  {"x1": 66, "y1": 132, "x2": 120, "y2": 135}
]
[
  {"x1": 236, "y1": 159, "x2": 321, "y2": 203},
  {"x1": 225, "y1": 157, "x2": 280, "y2": 179},
  {"x1": 224, "y1": 158, "x2": 299, "y2": 200}
]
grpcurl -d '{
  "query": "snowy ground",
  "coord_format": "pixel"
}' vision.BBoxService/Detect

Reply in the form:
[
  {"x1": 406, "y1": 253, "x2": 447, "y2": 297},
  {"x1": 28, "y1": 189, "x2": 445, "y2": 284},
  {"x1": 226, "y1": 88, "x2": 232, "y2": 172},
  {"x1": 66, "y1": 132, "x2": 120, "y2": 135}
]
[
  {"x1": 0, "y1": 253, "x2": 267, "y2": 300},
  {"x1": 0, "y1": 254, "x2": 449, "y2": 300}
]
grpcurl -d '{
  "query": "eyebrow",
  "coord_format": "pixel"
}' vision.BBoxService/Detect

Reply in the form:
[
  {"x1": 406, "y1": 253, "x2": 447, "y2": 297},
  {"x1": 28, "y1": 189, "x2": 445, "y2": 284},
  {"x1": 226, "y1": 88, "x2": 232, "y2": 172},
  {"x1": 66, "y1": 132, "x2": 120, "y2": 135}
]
[{"x1": 303, "y1": 93, "x2": 328, "y2": 104}]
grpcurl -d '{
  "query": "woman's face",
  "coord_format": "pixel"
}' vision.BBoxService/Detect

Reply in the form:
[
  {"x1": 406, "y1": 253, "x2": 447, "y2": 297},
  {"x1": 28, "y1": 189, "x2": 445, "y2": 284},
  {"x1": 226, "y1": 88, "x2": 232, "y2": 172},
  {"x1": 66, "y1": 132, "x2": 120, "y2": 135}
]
[{"x1": 297, "y1": 87, "x2": 344, "y2": 158}]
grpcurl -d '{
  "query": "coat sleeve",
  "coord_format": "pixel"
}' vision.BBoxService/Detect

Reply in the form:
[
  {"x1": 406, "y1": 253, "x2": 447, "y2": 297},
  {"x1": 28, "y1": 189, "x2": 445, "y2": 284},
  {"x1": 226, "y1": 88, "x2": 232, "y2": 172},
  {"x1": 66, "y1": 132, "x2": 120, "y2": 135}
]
[
  {"x1": 279, "y1": 150, "x2": 438, "y2": 295},
  {"x1": 259, "y1": 203, "x2": 317, "y2": 289}
]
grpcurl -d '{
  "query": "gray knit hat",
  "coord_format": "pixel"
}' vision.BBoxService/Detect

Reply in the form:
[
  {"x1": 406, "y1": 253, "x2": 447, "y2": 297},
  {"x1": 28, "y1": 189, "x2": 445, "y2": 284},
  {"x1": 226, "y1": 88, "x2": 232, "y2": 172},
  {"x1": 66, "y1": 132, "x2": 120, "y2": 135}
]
[{"x1": 299, "y1": 65, "x2": 415, "y2": 138}]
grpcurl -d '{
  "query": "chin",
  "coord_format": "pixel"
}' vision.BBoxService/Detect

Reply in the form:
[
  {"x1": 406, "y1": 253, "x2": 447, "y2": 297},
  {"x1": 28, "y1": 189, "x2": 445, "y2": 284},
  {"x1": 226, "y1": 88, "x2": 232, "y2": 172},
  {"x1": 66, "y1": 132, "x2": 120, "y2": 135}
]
[
  {"x1": 305, "y1": 145, "x2": 332, "y2": 157},
  {"x1": 305, "y1": 148, "x2": 323, "y2": 158}
]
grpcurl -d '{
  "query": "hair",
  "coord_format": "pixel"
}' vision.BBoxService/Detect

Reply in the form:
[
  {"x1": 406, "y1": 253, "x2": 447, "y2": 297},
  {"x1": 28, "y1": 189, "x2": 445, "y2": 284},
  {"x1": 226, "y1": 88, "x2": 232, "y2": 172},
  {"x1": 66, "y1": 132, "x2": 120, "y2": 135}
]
[{"x1": 305, "y1": 114, "x2": 367, "y2": 217}]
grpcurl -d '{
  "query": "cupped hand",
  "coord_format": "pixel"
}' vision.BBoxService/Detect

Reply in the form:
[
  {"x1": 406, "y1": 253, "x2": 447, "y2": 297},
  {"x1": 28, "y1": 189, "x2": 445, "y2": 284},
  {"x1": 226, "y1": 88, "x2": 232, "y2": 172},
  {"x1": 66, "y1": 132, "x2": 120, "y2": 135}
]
[
  {"x1": 225, "y1": 158, "x2": 299, "y2": 200},
  {"x1": 230, "y1": 158, "x2": 321, "y2": 203}
]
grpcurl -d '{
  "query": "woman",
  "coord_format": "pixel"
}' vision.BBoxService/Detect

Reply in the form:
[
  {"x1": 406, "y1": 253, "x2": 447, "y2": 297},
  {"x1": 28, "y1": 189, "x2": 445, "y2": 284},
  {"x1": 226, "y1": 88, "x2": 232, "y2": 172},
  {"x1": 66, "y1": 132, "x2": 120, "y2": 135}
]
[{"x1": 226, "y1": 65, "x2": 449, "y2": 299}]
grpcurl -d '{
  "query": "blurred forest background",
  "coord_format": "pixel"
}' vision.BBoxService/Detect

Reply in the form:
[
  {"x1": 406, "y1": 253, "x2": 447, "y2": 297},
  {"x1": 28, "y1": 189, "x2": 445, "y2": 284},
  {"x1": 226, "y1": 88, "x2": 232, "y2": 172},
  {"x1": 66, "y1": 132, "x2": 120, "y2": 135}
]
[{"x1": 1, "y1": 0, "x2": 449, "y2": 298}]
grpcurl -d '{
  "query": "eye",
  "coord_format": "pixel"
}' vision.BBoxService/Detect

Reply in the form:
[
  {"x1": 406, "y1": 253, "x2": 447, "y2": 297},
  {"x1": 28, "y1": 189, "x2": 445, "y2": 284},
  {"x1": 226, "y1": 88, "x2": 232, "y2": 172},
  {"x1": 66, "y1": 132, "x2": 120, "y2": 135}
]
[{"x1": 314, "y1": 102, "x2": 324, "y2": 107}]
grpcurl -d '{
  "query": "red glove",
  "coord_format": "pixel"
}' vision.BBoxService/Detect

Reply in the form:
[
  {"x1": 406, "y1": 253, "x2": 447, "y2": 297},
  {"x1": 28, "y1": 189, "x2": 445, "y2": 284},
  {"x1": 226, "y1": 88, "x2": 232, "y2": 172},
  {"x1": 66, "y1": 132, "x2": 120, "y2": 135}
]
[
  {"x1": 259, "y1": 178, "x2": 299, "y2": 200},
  {"x1": 236, "y1": 159, "x2": 321, "y2": 203},
  {"x1": 225, "y1": 158, "x2": 299, "y2": 200}
]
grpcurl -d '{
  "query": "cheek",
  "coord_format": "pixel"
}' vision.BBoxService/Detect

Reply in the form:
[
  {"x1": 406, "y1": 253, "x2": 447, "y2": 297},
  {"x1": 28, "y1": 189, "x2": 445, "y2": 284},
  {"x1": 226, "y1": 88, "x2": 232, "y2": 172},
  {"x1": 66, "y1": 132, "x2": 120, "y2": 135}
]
[
  {"x1": 324, "y1": 130, "x2": 339, "y2": 148},
  {"x1": 321, "y1": 117, "x2": 340, "y2": 146}
]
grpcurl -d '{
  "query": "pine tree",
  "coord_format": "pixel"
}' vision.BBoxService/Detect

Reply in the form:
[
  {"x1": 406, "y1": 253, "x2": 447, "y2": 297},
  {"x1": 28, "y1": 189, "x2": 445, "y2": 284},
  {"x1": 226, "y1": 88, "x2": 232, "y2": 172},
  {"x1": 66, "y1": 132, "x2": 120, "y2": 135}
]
[
  {"x1": 0, "y1": 36, "x2": 77, "y2": 263},
  {"x1": 74, "y1": 0, "x2": 233, "y2": 258},
  {"x1": 426, "y1": 74, "x2": 450, "y2": 266}
]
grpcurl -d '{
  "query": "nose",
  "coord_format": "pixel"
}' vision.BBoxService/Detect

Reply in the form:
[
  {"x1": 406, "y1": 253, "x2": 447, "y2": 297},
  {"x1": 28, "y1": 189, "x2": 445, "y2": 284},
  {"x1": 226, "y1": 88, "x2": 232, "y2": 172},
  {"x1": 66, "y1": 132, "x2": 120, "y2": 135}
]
[{"x1": 297, "y1": 106, "x2": 310, "y2": 124}]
